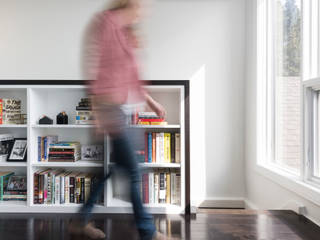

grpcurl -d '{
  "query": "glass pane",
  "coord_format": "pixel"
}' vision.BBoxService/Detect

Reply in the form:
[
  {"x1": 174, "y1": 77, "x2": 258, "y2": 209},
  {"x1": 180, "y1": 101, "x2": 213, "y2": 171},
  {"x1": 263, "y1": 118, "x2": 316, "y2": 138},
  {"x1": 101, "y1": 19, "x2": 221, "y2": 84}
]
[{"x1": 274, "y1": 0, "x2": 302, "y2": 173}]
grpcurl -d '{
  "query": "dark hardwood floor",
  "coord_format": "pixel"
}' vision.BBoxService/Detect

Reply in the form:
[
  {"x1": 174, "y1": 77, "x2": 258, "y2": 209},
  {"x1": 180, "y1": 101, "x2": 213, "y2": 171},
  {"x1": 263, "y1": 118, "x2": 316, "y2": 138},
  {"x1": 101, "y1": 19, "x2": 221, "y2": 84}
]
[{"x1": 0, "y1": 210, "x2": 319, "y2": 240}]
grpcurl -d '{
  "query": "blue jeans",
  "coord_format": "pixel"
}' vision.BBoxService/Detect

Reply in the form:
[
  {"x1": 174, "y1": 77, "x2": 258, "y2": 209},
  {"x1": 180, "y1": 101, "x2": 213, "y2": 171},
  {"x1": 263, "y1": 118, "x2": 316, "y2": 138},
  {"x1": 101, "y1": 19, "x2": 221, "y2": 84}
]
[{"x1": 81, "y1": 127, "x2": 156, "y2": 240}]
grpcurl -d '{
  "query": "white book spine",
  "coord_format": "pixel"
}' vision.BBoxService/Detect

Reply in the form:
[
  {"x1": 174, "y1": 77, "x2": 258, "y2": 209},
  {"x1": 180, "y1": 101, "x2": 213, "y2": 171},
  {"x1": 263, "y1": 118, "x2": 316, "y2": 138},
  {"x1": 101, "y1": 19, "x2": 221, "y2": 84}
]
[
  {"x1": 55, "y1": 176, "x2": 60, "y2": 204},
  {"x1": 154, "y1": 172, "x2": 159, "y2": 204},
  {"x1": 170, "y1": 172, "x2": 175, "y2": 205},
  {"x1": 160, "y1": 133, "x2": 164, "y2": 163},
  {"x1": 156, "y1": 133, "x2": 160, "y2": 163},
  {"x1": 65, "y1": 176, "x2": 69, "y2": 204},
  {"x1": 175, "y1": 133, "x2": 180, "y2": 163},
  {"x1": 60, "y1": 176, "x2": 65, "y2": 204},
  {"x1": 149, "y1": 172, "x2": 154, "y2": 204}
]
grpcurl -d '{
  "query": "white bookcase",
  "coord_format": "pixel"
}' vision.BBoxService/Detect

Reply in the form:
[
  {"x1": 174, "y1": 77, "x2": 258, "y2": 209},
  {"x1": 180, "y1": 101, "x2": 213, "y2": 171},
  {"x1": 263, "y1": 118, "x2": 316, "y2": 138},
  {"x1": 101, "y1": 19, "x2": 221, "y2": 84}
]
[{"x1": 0, "y1": 81, "x2": 189, "y2": 214}]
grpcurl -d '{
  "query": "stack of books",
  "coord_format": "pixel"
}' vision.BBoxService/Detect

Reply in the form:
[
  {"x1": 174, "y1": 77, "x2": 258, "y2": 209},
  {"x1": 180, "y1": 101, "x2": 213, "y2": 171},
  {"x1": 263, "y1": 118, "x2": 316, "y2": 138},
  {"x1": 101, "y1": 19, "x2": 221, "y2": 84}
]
[
  {"x1": 75, "y1": 98, "x2": 94, "y2": 125},
  {"x1": 138, "y1": 112, "x2": 167, "y2": 125},
  {"x1": 38, "y1": 135, "x2": 59, "y2": 162},
  {"x1": 3, "y1": 175, "x2": 27, "y2": 201},
  {"x1": 34, "y1": 169, "x2": 102, "y2": 205},
  {"x1": 0, "y1": 99, "x2": 26, "y2": 124},
  {"x1": 132, "y1": 112, "x2": 167, "y2": 125},
  {"x1": 141, "y1": 170, "x2": 181, "y2": 205},
  {"x1": 48, "y1": 142, "x2": 81, "y2": 162},
  {"x1": 142, "y1": 132, "x2": 180, "y2": 163}
]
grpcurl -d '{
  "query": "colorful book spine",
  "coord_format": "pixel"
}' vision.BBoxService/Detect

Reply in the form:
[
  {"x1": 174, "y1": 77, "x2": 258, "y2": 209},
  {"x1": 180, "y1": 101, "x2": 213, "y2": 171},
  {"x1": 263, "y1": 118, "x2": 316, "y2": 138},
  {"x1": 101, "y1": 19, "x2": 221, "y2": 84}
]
[
  {"x1": 148, "y1": 133, "x2": 152, "y2": 163},
  {"x1": 38, "y1": 136, "x2": 41, "y2": 162},
  {"x1": 156, "y1": 133, "x2": 160, "y2": 163},
  {"x1": 34, "y1": 172, "x2": 40, "y2": 204},
  {"x1": 145, "y1": 133, "x2": 148, "y2": 163},
  {"x1": 166, "y1": 172, "x2": 171, "y2": 204},
  {"x1": 44, "y1": 137, "x2": 48, "y2": 161},
  {"x1": 152, "y1": 133, "x2": 156, "y2": 163}
]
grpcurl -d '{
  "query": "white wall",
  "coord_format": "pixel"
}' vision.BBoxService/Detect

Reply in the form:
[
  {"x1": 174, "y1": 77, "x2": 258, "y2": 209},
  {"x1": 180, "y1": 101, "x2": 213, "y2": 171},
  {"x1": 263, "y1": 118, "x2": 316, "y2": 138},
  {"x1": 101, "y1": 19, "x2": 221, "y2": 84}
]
[
  {"x1": 245, "y1": 0, "x2": 320, "y2": 225},
  {"x1": 0, "y1": 0, "x2": 247, "y2": 205}
]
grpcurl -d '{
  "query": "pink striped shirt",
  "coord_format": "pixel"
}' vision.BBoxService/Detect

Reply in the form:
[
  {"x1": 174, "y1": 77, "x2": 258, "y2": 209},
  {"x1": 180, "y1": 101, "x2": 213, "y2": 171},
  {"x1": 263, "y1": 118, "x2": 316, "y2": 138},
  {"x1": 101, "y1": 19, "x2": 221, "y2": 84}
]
[{"x1": 86, "y1": 10, "x2": 146, "y2": 104}]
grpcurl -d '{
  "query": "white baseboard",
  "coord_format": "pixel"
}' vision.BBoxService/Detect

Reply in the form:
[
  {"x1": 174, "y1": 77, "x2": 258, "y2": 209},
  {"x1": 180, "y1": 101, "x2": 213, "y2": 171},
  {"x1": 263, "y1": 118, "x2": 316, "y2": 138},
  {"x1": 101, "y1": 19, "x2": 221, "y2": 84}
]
[
  {"x1": 198, "y1": 197, "x2": 245, "y2": 209},
  {"x1": 244, "y1": 199, "x2": 258, "y2": 210}
]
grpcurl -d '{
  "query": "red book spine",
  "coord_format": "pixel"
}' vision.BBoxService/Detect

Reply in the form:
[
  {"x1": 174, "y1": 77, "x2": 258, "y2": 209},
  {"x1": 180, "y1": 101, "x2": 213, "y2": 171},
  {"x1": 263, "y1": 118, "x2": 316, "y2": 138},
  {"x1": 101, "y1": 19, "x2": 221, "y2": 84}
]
[
  {"x1": 145, "y1": 133, "x2": 148, "y2": 163},
  {"x1": 138, "y1": 118, "x2": 164, "y2": 122},
  {"x1": 143, "y1": 174, "x2": 149, "y2": 204}
]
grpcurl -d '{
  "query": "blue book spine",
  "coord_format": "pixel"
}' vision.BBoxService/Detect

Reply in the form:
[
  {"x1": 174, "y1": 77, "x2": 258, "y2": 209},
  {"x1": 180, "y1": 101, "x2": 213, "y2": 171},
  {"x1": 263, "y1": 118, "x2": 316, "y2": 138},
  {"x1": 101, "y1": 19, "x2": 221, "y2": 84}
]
[
  {"x1": 44, "y1": 137, "x2": 47, "y2": 161},
  {"x1": 148, "y1": 133, "x2": 152, "y2": 163},
  {"x1": 38, "y1": 136, "x2": 41, "y2": 162}
]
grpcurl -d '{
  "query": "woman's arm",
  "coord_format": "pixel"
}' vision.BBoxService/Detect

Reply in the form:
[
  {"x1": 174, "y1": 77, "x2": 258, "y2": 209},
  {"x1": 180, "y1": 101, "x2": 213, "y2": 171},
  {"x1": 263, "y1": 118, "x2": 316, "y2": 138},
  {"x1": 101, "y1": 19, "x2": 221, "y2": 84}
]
[{"x1": 144, "y1": 93, "x2": 166, "y2": 118}]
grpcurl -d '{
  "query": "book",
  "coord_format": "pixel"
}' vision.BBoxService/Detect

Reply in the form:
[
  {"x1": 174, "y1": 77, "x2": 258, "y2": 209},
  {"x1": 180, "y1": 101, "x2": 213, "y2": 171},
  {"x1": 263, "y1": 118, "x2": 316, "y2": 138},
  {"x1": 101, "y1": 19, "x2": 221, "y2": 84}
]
[
  {"x1": 159, "y1": 172, "x2": 166, "y2": 204},
  {"x1": 159, "y1": 133, "x2": 164, "y2": 163},
  {"x1": 154, "y1": 172, "x2": 159, "y2": 204},
  {"x1": 148, "y1": 133, "x2": 152, "y2": 163},
  {"x1": 175, "y1": 133, "x2": 180, "y2": 163},
  {"x1": 0, "y1": 172, "x2": 14, "y2": 200},
  {"x1": 166, "y1": 171, "x2": 171, "y2": 204},
  {"x1": 145, "y1": 133, "x2": 148, "y2": 163},
  {"x1": 156, "y1": 133, "x2": 160, "y2": 163},
  {"x1": 152, "y1": 133, "x2": 156, "y2": 163},
  {"x1": 149, "y1": 172, "x2": 154, "y2": 204},
  {"x1": 142, "y1": 173, "x2": 149, "y2": 204},
  {"x1": 171, "y1": 133, "x2": 175, "y2": 163}
]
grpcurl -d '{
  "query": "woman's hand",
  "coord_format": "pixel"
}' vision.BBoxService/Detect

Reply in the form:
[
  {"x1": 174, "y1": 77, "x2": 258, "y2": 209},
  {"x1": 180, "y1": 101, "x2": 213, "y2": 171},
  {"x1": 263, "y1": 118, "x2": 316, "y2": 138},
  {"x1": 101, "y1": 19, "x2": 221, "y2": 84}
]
[{"x1": 145, "y1": 94, "x2": 166, "y2": 118}]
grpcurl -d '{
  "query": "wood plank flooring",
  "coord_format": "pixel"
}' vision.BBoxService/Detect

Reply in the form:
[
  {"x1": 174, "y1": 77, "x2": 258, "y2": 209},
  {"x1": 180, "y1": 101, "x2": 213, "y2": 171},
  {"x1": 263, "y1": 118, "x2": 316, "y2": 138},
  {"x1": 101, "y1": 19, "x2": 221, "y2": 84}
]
[{"x1": 0, "y1": 210, "x2": 319, "y2": 239}]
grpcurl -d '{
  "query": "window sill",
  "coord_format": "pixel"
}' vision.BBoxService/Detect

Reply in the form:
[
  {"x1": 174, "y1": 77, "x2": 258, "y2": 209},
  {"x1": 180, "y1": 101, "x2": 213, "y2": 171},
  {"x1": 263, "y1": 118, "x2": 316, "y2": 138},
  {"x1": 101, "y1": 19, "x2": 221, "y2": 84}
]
[{"x1": 255, "y1": 163, "x2": 320, "y2": 207}]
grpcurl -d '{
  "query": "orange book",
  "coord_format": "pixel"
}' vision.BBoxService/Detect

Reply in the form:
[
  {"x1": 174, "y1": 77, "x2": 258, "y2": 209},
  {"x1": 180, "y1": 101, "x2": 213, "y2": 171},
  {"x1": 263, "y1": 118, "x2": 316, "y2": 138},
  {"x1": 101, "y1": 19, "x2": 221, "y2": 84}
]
[{"x1": 152, "y1": 133, "x2": 156, "y2": 162}]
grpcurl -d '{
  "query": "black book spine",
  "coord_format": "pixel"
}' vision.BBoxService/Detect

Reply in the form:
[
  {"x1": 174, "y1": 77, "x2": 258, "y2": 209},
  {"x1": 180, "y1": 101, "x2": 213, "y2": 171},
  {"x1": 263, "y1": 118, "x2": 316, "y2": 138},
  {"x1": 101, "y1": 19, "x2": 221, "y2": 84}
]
[
  {"x1": 171, "y1": 133, "x2": 175, "y2": 163},
  {"x1": 80, "y1": 178, "x2": 85, "y2": 203}
]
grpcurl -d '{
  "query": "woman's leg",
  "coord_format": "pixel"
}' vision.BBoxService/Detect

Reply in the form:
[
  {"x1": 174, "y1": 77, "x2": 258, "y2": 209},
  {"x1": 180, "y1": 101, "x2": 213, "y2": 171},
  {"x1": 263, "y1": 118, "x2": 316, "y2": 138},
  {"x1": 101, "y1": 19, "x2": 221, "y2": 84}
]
[{"x1": 112, "y1": 130, "x2": 156, "y2": 240}]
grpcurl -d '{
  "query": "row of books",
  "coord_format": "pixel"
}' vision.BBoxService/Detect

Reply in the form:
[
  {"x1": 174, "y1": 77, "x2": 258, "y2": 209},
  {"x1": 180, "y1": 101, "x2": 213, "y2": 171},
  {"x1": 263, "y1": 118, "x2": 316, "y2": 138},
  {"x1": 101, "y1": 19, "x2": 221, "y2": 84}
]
[
  {"x1": 34, "y1": 169, "x2": 103, "y2": 204},
  {"x1": 38, "y1": 137, "x2": 81, "y2": 162},
  {"x1": 135, "y1": 132, "x2": 180, "y2": 163},
  {"x1": 0, "y1": 172, "x2": 27, "y2": 201},
  {"x1": 0, "y1": 99, "x2": 26, "y2": 124},
  {"x1": 141, "y1": 170, "x2": 181, "y2": 205}
]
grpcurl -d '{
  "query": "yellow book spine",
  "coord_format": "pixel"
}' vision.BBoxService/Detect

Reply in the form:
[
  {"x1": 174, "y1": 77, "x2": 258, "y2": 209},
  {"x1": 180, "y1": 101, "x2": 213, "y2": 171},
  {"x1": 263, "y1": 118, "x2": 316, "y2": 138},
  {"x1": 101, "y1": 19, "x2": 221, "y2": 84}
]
[
  {"x1": 166, "y1": 172, "x2": 170, "y2": 204},
  {"x1": 167, "y1": 133, "x2": 171, "y2": 163},
  {"x1": 164, "y1": 133, "x2": 167, "y2": 163}
]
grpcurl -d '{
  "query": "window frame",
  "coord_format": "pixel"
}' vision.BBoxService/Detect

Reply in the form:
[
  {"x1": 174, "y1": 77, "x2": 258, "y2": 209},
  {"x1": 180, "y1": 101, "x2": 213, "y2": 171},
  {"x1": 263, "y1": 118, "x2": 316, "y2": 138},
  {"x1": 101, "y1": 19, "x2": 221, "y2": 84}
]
[{"x1": 257, "y1": 0, "x2": 320, "y2": 198}]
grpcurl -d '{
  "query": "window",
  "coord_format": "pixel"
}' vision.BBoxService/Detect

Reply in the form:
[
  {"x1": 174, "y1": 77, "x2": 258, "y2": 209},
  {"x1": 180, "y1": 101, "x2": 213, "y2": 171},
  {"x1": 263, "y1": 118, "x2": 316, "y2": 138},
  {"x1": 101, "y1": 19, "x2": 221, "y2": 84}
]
[
  {"x1": 258, "y1": 0, "x2": 302, "y2": 174},
  {"x1": 258, "y1": 0, "x2": 320, "y2": 188}
]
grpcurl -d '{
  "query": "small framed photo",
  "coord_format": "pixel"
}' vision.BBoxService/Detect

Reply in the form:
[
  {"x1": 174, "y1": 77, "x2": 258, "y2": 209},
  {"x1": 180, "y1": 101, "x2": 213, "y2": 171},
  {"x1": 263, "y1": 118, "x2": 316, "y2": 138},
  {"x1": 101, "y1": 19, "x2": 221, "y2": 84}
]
[
  {"x1": 81, "y1": 145, "x2": 103, "y2": 161},
  {"x1": 8, "y1": 138, "x2": 27, "y2": 162},
  {"x1": 7, "y1": 175, "x2": 27, "y2": 191}
]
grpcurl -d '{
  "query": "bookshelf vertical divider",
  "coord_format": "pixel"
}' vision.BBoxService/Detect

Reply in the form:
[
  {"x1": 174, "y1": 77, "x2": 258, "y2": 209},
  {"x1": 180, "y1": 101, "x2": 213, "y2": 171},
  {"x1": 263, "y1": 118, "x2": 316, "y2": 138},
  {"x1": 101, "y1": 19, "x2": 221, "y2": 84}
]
[{"x1": 0, "y1": 81, "x2": 189, "y2": 214}]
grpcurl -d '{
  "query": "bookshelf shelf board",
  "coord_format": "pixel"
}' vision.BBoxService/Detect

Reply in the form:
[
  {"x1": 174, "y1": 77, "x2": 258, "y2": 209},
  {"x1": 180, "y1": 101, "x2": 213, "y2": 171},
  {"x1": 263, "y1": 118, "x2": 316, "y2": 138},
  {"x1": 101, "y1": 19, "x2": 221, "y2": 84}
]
[
  {"x1": 32, "y1": 124, "x2": 94, "y2": 128},
  {"x1": 0, "y1": 162, "x2": 27, "y2": 167},
  {"x1": 0, "y1": 201, "x2": 27, "y2": 207},
  {"x1": 0, "y1": 124, "x2": 27, "y2": 128},
  {"x1": 129, "y1": 125, "x2": 180, "y2": 129},
  {"x1": 108, "y1": 162, "x2": 180, "y2": 168},
  {"x1": 32, "y1": 161, "x2": 104, "y2": 167}
]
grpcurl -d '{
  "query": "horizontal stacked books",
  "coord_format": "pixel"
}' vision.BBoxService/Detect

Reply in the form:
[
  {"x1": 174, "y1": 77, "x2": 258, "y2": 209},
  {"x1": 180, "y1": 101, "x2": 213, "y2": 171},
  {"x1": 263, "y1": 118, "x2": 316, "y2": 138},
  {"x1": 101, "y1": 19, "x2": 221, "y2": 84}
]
[
  {"x1": 75, "y1": 98, "x2": 94, "y2": 125},
  {"x1": 132, "y1": 112, "x2": 167, "y2": 126},
  {"x1": 0, "y1": 172, "x2": 27, "y2": 201},
  {"x1": 48, "y1": 142, "x2": 81, "y2": 162},
  {"x1": 0, "y1": 99, "x2": 26, "y2": 124},
  {"x1": 34, "y1": 169, "x2": 103, "y2": 204},
  {"x1": 141, "y1": 132, "x2": 180, "y2": 163},
  {"x1": 141, "y1": 170, "x2": 181, "y2": 205}
]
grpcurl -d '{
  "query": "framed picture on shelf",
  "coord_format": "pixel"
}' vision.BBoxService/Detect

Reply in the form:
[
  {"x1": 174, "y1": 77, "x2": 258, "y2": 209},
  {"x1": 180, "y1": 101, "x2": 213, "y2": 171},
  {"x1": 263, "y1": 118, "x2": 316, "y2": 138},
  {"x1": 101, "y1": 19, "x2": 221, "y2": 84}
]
[
  {"x1": 8, "y1": 138, "x2": 27, "y2": 162},
  {"x1": 7, "y1": 175, "x2": 27, "y2": 191},
  {"x1": 81, "y1": 145, "x2": 103, "y2": 161},
  {"x1": 0, "y1": 134, "x2": 14, "y2": 162}
]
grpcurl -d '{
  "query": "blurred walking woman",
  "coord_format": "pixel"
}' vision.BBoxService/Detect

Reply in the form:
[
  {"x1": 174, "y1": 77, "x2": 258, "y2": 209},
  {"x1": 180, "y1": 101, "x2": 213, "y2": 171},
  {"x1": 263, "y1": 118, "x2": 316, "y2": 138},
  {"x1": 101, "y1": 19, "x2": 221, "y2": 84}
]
[{"x1": 71, "y1": 0, "x2": 170, "y2": 239}]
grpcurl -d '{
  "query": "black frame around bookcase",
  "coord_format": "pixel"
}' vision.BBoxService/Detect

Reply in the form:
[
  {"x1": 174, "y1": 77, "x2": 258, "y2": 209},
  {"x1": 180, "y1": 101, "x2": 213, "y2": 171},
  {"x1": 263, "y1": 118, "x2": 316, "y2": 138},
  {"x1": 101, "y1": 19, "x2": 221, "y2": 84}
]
[{"x1": 0, "y1": 80, "x2": 191, "y2": 214}]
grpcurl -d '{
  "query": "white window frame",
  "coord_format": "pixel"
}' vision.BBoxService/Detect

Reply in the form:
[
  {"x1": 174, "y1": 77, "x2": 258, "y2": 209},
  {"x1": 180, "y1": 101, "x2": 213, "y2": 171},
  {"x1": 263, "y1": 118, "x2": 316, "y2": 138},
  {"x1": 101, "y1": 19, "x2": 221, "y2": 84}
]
[{"x1": 256, "y1": 0, "x2": 320, "y2": 206}]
